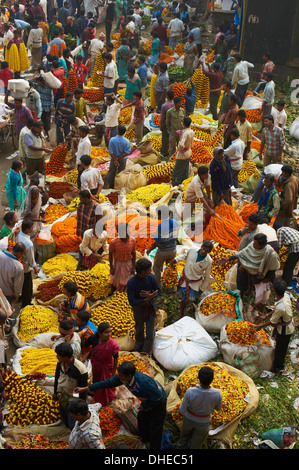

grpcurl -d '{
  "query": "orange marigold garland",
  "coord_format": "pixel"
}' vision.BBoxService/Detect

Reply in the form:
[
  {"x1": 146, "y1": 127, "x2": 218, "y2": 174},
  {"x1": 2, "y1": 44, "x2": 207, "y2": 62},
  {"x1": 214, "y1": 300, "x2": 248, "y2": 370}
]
[
  {"x1": 98, "y1": 406, "x2": 122, "y2": 438},
  {"x1": 45, "y1": 144, "x2": 69, "y2": 177},
  {"x1": 173, "y1": 82, "x2": 188, "y2": 109},
  {"x1": 68, "y1": 68, "x2": 78, "y2": 93}
]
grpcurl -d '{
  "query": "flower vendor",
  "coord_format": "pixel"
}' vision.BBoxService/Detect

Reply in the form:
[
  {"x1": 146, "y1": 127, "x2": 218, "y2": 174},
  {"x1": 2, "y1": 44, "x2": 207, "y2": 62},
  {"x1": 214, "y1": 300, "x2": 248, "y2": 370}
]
[
  {"x1": 105, "y1": 124, "x2": 131, "y2": 189},
  {"x1": 254, "y1": 277, "x2": 295, "y2": 374},
  {"x1": 0, "y1": 242, "x2": 25, "y2": 305},
  {"x1": 256, "y1": 173, "x2": 280, "y2": 224},
  {"x1": 238, "y1": 212, "x2": 260, "y2": 251},
  {"x1": 184, "y1": 166, "x2": 215, "y2": 221},
  {"x1": 177, "y1": 365, "x2": 222, "y2": 449},
  {"x1": 76, "y1": 189, "x2": 102, "y2": 239},
  {"x1": 79, "y1": 154, "x2": 104, "y2": 197},
  {"x1": 59, "y1": 281, "x2": 91, "y2": 320},
  {"x1": 147, "y1": 205, "x2": 178, "y2": 289},
  {"x1": 53, "y1": 342, "x2": 88, "y2": 429},
  {"x1": 224, "y1": 127, "x2": 245, "y2": 189},
  {"x1": 82, "y1": 322, "x2": 120, "y2": 406},
  {"x1": 166, "y1": 96, "x2": 185, "y2": 159},
  {"x1": 24, "y1": 120, "x2": 52, "y2": 177},
  {"x1": 171, "y1": 116, "x2": 195, "y2": 186},
  {"x1": 276, "y1": 226, "x2": 299, "y2": 288},
  {"x1": 273, "y1": 164, "x2": 299, "y2": 229},
  {"x1": 77, "y1": 221, "x2": 109, "y2": 270},
  {"x1": 127, "y1": 257, "x2": 160, "y2": 354},
  {"x1": 219, "y1": 233, "x2": 280, "y2": 302},
  {"x1": 109, "y1": 222, "x2": 136, "y2": 292},
  {"x1": 0, "y1": 211, "x2": 18, "y2": 239},
  {"x1": 5, "y1": 160, "x2": 27, "y2": 212},
  {"x1": 17, "y1": 219, "x2": 39, "y2": 308},
  {"x1": 68, "y1": 399, "x2": 105, "y2": 449},
  {"x1": 52, "y1": 319, "x2": 82, "y2": 360},
  {"x1": 74, "y1": 360, "x2": 167, "y2": 449},
  {"x1": 209, "y1": 147, "x2": 233, "y2": 207},
  {"x1": 171, "y1": 240, "x2": 213, "y2": 319}
]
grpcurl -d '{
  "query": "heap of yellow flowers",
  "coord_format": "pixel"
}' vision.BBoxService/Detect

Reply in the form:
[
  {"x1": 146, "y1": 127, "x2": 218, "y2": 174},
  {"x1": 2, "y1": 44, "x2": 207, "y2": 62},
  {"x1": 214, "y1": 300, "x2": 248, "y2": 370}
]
[
  {"x1": 59, "y1": 263, "x2": 111, "y2": 300},
  {"x1": 191, "y1": 68, "x2": 210, "y2": 108},
  {"x1": 17, "y1": 306, "x2": 59, "y2": 343},
  {"x1": 67, "y1": 169, "x2": 78, "y2": 184},
  {"x1": 91, "y1": 146, "x2": 110, "y2": 160},
  {"x1": 200, "y1": 292, "x2": 238, "y2": 319},
  {"x1": 238, "y1": 161, "x2": 260, "y2": 183},
  {"x1": 118, "y1": 106, "x2": 133, "y2": 125},
  {"x1": 88, "y1": 53, "x2": 105, "y2": 87},
  {"x1": 210, "y1": 245, "x2": 237, "y2": 281},
  {"x1": 91, "y1": 292, "x2": 135, "y2": 338},
  {"x1": 2, "y1": 370, "x2": 60, "y2": 427},
  {"x1": 145, "y1": 135, "x2": 162, "y2": 152},
  {"x1": 150, "y1": 74, "x2": 158, "y2": 107},
  {"x1": 20, "y1": 347, "x2": 58, "y2": 376},
  {"x1": 44, "y1": 203, "x2": 69, "y2": 225},
  {"x1": 161, "y1": 260, "x2": 186, "y2": 288},
  {"x1": 124, "y1": 128, "x2": 136, "y2": 140},
  {"x1": 143, "y1": 162, "x2": 175, "y2": 179},
  {"x1": 225, "y1": 320, "x2": 271, "y2": 346},
  {"x1": 42, "y1": 253, "x2": 78, "y2": 276},
  {"x1": 126, "y1": 183, "x2": 171, "y2": 206},
  {"x1": 171, "y1": 363, "x2": 249, "y2": 428}
]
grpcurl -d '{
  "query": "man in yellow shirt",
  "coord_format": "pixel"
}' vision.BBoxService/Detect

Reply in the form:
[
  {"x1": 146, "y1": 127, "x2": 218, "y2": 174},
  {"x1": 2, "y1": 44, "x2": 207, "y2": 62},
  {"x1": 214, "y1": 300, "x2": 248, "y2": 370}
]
[
  {"x1": 236, "y1": 109, "x2": 252, "y2": 160},
  {"x1": 74, "y1": 88, "x2": 89, "y2": 123}
]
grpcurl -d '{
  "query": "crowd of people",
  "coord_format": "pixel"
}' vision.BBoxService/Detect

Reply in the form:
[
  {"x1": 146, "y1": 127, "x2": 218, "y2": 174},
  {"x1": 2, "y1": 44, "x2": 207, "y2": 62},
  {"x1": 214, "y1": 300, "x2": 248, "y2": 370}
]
[{"x1": 0, "y1": 0, "x2": 298, "y2": 452}]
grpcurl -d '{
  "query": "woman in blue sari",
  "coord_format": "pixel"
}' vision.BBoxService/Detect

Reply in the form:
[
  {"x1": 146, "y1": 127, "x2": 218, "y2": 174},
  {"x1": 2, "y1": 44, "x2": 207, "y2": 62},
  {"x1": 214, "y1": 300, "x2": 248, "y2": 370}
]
[
  {"x1": 116, "y1": 38, "x2": 130, "y2": 81},
  {"x1": 5, "y1": 160, "x2": 26, "y2": 211}
]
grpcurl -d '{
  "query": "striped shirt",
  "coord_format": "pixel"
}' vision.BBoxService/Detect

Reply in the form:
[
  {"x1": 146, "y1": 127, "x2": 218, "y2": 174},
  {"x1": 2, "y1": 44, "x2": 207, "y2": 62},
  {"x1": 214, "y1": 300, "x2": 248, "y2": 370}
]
[
  {"x1": 68, "y1": 403, "x2": 105, "y2": 449},
  {"x1": 133, "y1": 99, "x2": 145, "y2": 122},
  {"x1": 76, "y1": 201, "x2": 100, "y2": 238},
  {"x1": 9, "y1": 103, "x2": 33, "y2": 135},
  {"x1": 109, "y1": 236, "x2": 136, "y2": 261},
  {"x1": 261, "y1": 125, "x2": 285, "y2": 157},
  {"x1": 277, "y1": 227, "x2": 299, "y2": 253},
  {"x1": 55, "y1": 98, "x2": 76, "y2": 125},
  {"x1": 33, "y1": 82, "x2": 54, "y2": 112}
]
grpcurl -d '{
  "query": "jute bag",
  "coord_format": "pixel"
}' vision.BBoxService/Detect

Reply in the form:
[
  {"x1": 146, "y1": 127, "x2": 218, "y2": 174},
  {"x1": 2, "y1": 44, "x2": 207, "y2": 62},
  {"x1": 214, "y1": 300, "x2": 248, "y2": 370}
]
[{"x1": 167, "y1": 362, "x2": 259, "y2": 449}]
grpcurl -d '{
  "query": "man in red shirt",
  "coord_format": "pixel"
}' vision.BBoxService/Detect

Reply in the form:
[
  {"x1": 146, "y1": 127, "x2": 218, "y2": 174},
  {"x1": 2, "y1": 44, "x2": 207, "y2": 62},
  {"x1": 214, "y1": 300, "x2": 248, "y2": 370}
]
[
  {"x1": 73, "y1": 56, "x2": 88, "y2": 89},
  {"x1": 122, "y1": 90, "x2": 145, "y2": 144},
  {"x1": 52, "y1": 59, "x2": 64, "y2": 106},
  {"x1": 150, "y1": 17, "x2": 167, "y2": 52}
]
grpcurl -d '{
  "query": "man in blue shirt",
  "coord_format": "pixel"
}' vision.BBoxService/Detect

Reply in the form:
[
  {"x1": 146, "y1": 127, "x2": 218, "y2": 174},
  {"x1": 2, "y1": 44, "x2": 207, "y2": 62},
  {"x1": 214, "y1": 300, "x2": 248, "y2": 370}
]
[
  {"x1": 147, "y1": 204, "x2": 178, "y2": 288},
  {"x1": 105, "y1": 124, "x2": 131, "y2": 188},
  {"x1": 185, "y1": 81, "x2": 196, "y2": 115},
  {"x1": 127, "y1": 257, "x2": 160, "y2": 354},
  {"x1": 188, "y1": 20, "x2": 202, "y2": 56},
  {"x1": 74, "y1": 360, "x2": 167, "y2": 449},
  {"x1": 137, "y1": 56, "x2": 148, "y2": 99}
]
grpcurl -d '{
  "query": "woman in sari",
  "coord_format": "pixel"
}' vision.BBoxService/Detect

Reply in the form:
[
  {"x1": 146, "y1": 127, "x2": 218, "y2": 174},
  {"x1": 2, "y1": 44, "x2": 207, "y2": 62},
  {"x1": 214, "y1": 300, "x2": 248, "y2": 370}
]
[
  {"x1": 21, "y1": 185, "x2": 43, "y2": 238},
  {"x1": 83, "y1": 322, "x2": 120, "y2": 406},
  {"x1": 116, "y1": 38, "x2": 130, "y2": 81},
  {"x1": 183, "y1": 36, "x2": 198, "y2": 70},
  {"x1": 123, "y1": 65, "x2": 141, "y2": 106},
  {"x1": 5, "y1": 160, "x2": 26, "y2": 211},
  {"x1": 0, "y1": 211, "x2": 18, "y2": 239}
]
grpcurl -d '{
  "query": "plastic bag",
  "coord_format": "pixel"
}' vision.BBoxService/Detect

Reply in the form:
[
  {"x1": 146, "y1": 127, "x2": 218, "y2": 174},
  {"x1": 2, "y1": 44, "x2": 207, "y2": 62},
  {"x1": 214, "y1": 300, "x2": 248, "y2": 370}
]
[
  {"x1": 261, "y1": 426, "x2": 296, "y2": 449},
  {"x1": 41, "y1": 71, "x2": 62, "y2": 89}
]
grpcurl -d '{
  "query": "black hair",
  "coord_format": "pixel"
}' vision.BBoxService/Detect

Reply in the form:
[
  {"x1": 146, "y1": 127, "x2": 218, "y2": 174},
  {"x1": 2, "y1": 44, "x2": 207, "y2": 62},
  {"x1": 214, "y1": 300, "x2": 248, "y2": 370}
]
[
  {"x1": 138, "y1": 56, "x2": 146, "y2": 63},
  {"x1": 55, "y1": 341, "x2": 73, "y2": 358},
  {"x1": 127, "y1": 65, "x2": 135, "y2": 75},
  {"x1": 234, "y1": 53, "x2": 242, "y2": 62},
  {"x1": 264, "y1": 173, "x2": 275, "y2": 183},
  {"x1": 76, "y1": 310, "x2": 91, "y2": 323},
  {"x1": 159, "y1": 62, "x2": 167, "y2": 71},
  {"x1": 213, "y1": 62, "x2": 221, "y2": 71},
  {"x1": 65, "y1": 91, "x2": 73, "y2": 99},
  {"x1": 229, "y1": 94, "x2": 238, "y2": 104},
  {"x1": 264, "y1": 115, "x2": 274, "y2": 122},
  {"x1": 1, "y1": 61, "x2": 9, "y2": 69},
  {"x1": 174, "y1": 96, "x2": 182, "y2": 104},
  {"x1": 80, "y1": 154, "x2": 92, "y2": 166},
  {"x1": 202, "y1": 240, "x2": 213, "y2": 252},
  {"x1": 12, "y1": 242, "x2": 26, "y2": 254},
  {"x1": 59, "y1": 319, "x2": 74, "y2": 331},
  {"x1": 254, "y1": 233, "x2": 267, "y2": 247},
  {"x1": 230, "y1": 127, "x2": 240, "y2": 138},
  {"x1": 166, "y1": 89, "x2": 174, "y2": 100},
  {"x1": 117, "y1": 124, "x2": 127, "y2": 136},
  {"x1": 248, "y1": 212, "x2": 260, "y2": 224},
  {"x1": 105, "y1": 52, "x2": 112, "y2": 61},
  {"x1": 135, "y1": 257, "x2": 152, "y2": 275},
  {"x1": 281, "y1": 164, "x2": 293, "y2": 176},
  {"x1": 68, "y1": 398, "x2": 89, "y2": 416},
  {"x1": 273, "y1": 277, "x2": 287, "y2": 297},
  {"x1": 277, "y1": 100, "x2": 285, "y2": 107},
  {"x1": 97, "y1": 322, "x2": 111, "y2": 334},
  {"x1": 198, "y1": 366, "x2": 214, "y2": 386},
  {"x1": 183, "y1": 116, "x2": 192, "y2": 128},
  {"x1": 78, "y1": 125, "x2": 90, "y2": 135},
  {"x1": 22, "y1": 218, "x2": 34, "y2": 232},
  {"x1": 197, "y1": 166, "x2": 209, "y2": 175},
  {"x1": 3, "y1": 211, "x2": 16, "y2": 225},
  {"x1": 118, "y1": 361, "x2": 136, "y2": 377},
  {"x1": 79, "y1": 189, "x2": 91, "y2": 199},
  {"x1": 63, "y1": 281, "x2": 78, "y2": 296},
  {"x1": 11, "y1": 160, "x2": 22, "y2": 170},
  {"x1": 133, "y1": 90, "x2": 142, "y2": 99},
  {"x1": 32, "y1": 120, "x2": 43, "y2": 129},
  {"x1": 74, "y1": 88, "x2": 83, "y2": 95},
  {"x1": 237, "y1": 109, "x2": 246, "y2": 118}
]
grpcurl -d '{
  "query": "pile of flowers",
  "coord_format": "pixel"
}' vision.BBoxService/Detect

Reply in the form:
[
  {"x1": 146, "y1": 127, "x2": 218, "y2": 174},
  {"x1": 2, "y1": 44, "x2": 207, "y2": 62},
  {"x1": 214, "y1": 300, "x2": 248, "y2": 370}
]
[
  {"x1": 44, "y1": 203, "x2": 69, "y2": 225},
  {"x1": 98, "y1": 406, "x2": 122, "y2": 438},
  {"x1": 45, "y1": 144, "x2": 69, "y2": 177},
  {"x1": 59, "y1": 263, "x2": 111, "y2": 300},
  {"x1": 17, "y1": 306, "x2": 59, "y2": 343},
  {"x1": 42, "y1": 253, "x2": 78, "y2": 276},
  {"x1": 126, "y1": 183, "x2": 171, "y2": 206},
  {"x1": 238, "y1": 161, "x2": 260, "y2": 183},
  {"x1": 210, "y1": 245, "x2": 237, "y2": 281},
  {"x1": 91, "y1": 292, "x2": 135, "y2": 338},
  {"x1": 225, "y1": 320, "x2": 271, "y2": 346},
  {"x1": 35, "y1": 278, "x2": 62, "y2": 302},
  {"x1": 117, "y1": 353, "x2": 149, "y2": 374},
  {"x1": 200, "y1": 293, "x2": 238, "y2": 319},
  {"x1": 14, "y1": 433, "x2": 68, "y2": 449},
  {"x1": 20, "y1": 347, "x2": 58, "y2": 376},
  {"x1": 48, "y1": 182, "x2": 73, "y2": 199},
  {"x1": 2, "y1": 370, "x2": 61, "y2": 427}
]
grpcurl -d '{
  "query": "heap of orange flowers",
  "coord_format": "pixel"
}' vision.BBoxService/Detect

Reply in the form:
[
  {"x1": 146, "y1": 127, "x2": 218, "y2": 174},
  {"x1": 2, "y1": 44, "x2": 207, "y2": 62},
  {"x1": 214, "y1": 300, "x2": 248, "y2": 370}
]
[
  {"x1": 51, "y1": 215, "x2": 82, "y2": 253},
  {"x1": 238, "y1": 202, "x2": 259, "y2": 224},
  {"x1": 200, "y1": 292, "x2": 238, "y2": 319},
  {"x1": 203, "y1": 202, "x2": 245, "y2": 251},
  {"x1": 68, "y1": 68, "x2": 78, "y2": 93},
  {"x1": 43, "y1": 203, "x2": 69, "y2": 225},
  {"x1": 83, "y1": 86, "x2": 104, "y2": 102},
  {"x1": 237, "y1": 108, "x2": 262, "y2": 123},
  {"x1": 45, "y1": 144, "x2": 69, "y2": 177},
  {"x1": 98, "y1": 406, "x2": 122, "y2": 439},
  {"x1": 225, "y1": 320, "x2": 271, "y2": 346},
  {"x1": 173, "y1": 82, "x2": 188, "y2": 109},
  {"x1": 117, "y1": 353, "x2": 149, "y2": 374}
]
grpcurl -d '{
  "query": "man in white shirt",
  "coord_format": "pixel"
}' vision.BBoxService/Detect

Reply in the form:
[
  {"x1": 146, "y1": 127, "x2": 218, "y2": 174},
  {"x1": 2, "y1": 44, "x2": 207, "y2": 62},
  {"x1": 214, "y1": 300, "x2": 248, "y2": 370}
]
[
  {"x1": 184, "y1": 166, "x2": 215, "y2": 218},
  {"x1": 168, "y1": 13, "x2": 184, "y2": 51},
  {"x1": 224, "y1": 127, "x2": 245, "y2": 188},
  {"x1": 231, "y1": 53, "x2": 254, "y2": 106},
  {"x1": 261, "y1": 72, "x2": 275, "y2": 120},
  {"x1": 1, "y1": 24, "x2": 13, "y2": 57},
  {"x1": 98, "y1": 53, "x2": 116, "y2": 95},
  {"x1": 17, "y1": 219, "x2": 39, "y2": 308},
  {"x1": 80, "y1": 154, "x2": 104, "y2": 197},
  {"x1": 76, "y1": 125, "x2": 91, "y2": 188},
  {"x1": 104, "y1": 93, "x2": 122, "y2": 145},
  {"x1": 88, "y1": 33, "x2": 105, "y2": 77},
  {"x1": 275, "y1": 100, "x2": 287, "y2": 130}
]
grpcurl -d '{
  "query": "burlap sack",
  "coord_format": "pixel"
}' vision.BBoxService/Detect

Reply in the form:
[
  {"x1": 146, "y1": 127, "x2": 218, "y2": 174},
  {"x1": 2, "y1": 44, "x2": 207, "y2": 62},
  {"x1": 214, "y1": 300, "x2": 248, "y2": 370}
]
[
  {"x1": 114, "y1": 164, "x2": 148, "y2": 192},
  {"x1": 167, "y1": 361, "x2": 259, "y2": 449}
]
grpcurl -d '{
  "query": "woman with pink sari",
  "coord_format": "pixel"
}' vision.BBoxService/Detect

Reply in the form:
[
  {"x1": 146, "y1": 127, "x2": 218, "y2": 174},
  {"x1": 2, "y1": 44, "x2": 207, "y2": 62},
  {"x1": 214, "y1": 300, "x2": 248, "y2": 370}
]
[{"x1": 83, "y1": 322, "x2": 120, "y2": 406}]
